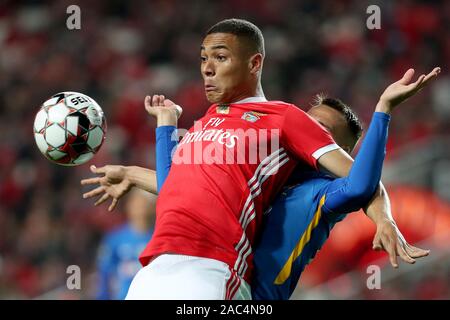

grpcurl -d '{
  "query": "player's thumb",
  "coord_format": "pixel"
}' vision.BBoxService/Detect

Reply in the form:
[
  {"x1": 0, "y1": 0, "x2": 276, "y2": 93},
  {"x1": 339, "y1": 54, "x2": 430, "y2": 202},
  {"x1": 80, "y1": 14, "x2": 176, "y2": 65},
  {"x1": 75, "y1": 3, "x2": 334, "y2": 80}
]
[
  {"x1": 398, "y1": 68, "x2": 415, "y2": 84},
  {"x1": 164, "y1": 99, "x2": 183, "y2": 118},
  {"x1": 90, "y1": 165, "x2": 105, "y2": 174}
]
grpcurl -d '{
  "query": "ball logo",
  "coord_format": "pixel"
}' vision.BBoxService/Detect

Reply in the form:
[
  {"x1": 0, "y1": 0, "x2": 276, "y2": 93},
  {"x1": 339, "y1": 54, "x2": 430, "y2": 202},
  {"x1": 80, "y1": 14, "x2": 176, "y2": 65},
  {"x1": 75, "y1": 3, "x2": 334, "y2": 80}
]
[{"x1": 86, "y1": 106, "x2": 103, "y2": 126}]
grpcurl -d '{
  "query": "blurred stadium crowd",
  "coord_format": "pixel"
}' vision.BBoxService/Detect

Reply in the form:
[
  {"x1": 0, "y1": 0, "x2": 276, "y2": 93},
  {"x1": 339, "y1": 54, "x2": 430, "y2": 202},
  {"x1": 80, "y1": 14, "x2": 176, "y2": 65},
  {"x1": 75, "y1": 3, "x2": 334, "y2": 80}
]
[{"x1": 0, "y1": 0, "x2": 448, "y2": 299}]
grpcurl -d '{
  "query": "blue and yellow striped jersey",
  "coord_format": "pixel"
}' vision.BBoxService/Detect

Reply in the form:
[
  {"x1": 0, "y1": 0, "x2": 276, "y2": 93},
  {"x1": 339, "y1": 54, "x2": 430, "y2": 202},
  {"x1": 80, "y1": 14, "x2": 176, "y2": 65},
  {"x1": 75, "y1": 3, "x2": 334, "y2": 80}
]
[{"x1": 252, "y1": 172, "x2": 347, "y2": 300}]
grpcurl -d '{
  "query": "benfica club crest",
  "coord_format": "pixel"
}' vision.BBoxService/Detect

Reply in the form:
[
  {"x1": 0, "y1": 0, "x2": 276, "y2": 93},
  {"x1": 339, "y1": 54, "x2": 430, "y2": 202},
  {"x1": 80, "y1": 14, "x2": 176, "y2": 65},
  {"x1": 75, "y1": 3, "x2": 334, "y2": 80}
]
[{"x1": 241, "y1": 111, "x2": 266, "y2": 123}]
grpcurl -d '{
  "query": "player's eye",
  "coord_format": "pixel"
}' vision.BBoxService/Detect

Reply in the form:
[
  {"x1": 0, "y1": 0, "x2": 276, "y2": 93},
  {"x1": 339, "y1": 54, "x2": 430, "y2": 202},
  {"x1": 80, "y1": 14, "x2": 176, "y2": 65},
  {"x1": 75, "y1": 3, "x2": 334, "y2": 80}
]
[
  {"x1": 216, "y1": 55, "x2": 226, "y2": 62},
  {"x1": 200, "y1": 56, "x2": 207, "y2": 62}
]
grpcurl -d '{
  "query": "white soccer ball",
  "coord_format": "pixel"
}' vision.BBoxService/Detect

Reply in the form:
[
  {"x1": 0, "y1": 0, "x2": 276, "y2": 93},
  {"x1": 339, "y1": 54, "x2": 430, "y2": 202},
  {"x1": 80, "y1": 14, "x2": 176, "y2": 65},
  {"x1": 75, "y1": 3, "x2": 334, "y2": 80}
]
[{"x1": 33, "y1": 92, "x2": 107, "y2": 166}]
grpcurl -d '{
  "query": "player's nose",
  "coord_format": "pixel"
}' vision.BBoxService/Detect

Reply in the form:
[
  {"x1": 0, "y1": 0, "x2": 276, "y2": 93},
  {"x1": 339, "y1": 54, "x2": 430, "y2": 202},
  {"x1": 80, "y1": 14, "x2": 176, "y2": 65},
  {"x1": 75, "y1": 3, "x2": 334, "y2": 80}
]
[{"x1": 201, "y1": 60, "x2": 215, "y2": 77}]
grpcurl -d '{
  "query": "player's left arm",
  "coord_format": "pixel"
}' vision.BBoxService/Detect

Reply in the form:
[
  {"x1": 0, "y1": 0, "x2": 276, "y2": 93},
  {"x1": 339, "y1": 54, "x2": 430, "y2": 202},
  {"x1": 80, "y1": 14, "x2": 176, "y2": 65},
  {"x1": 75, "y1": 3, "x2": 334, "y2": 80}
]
[
  {"x1": 317, "y1": 67, "x2": 440, "y2": 267},
  {"x1": 322, "y1": 111, "x2": 390, "y2": 215}
]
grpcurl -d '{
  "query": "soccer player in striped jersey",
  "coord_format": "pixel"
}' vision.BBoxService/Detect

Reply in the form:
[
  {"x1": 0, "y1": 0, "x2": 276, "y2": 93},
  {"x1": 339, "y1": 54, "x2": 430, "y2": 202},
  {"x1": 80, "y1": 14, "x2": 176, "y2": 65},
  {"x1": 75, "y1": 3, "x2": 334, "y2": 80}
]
[
  {"x1": 82, "y1": 66, "x2": 439, "y2": 299},
  {"x1": 144, "y1": 68, "x2": 437, "y2": 300},
  {"x1": 81, "y1": 17, "x2": 437, "y2": 299}
]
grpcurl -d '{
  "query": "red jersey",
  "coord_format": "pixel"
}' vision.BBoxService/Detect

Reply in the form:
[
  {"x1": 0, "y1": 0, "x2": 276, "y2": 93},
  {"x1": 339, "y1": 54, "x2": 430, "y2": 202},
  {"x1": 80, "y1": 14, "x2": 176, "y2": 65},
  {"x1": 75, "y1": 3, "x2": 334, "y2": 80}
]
[{"x1": 139, "y1": 98, "x2": 339, "y2": 282}]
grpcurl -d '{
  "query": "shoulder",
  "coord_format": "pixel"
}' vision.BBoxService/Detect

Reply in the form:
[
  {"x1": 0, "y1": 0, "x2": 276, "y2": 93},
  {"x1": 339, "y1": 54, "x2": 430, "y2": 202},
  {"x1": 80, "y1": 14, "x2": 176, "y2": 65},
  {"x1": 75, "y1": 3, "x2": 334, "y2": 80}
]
[
  {"x1": 261, "y1": 101, "x2": 313, "y2": 122},
  {"x1": 262, "y1": 101, "x2": 306, "y2": 113},
  {"x1": 243, "y1": 101, "x2": 309, "y2": 120}
]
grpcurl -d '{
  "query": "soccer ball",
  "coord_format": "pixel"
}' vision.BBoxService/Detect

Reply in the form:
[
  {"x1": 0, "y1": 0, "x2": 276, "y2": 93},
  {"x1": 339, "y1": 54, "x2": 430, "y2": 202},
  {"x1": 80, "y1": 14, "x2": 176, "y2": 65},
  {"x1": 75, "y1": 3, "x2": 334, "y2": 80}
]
[{"x1": 33, "y1": 92, "x2": 107, "y2": 166}]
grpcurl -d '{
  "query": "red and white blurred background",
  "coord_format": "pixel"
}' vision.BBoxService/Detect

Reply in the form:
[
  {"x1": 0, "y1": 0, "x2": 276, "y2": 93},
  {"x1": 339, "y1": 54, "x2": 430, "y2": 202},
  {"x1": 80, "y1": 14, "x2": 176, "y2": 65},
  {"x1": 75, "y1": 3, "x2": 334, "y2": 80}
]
[{"x1": 0, "y1": 0, "x2": 448, "y2": 299}]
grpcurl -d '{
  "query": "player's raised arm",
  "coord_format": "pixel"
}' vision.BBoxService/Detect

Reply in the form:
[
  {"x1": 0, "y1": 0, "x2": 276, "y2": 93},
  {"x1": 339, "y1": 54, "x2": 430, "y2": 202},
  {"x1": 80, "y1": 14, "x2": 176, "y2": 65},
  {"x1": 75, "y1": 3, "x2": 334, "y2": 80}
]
[
  {"x1": 316, "y1": 67, "x2": 440, "y2": 267},
  {"x1": 317, "y1": 67, "x2": 441, "y2": 175},
  {"x1": 144, "y1": 94, "x2": 182, "y2": 191},
  {"x1": 144, "y1": 94, "x2": 182, "y2": 127}
]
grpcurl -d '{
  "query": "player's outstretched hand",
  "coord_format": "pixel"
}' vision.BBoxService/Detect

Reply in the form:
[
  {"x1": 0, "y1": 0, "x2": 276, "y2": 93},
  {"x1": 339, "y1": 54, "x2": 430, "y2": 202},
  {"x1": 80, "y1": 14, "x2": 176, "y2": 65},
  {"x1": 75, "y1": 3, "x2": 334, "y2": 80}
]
[
  {"x1": 80, "y1": 165, "x2": 132, "y2": 212},
  {"x1": 372, "y1": 218, "x2": 430, "y2": 268},
  {"x1": 376, "y1": 67, "x2": 440, "y2": 113},
  {"x1": 144, "y1": 94, "x2": 183, "y2": 126}
]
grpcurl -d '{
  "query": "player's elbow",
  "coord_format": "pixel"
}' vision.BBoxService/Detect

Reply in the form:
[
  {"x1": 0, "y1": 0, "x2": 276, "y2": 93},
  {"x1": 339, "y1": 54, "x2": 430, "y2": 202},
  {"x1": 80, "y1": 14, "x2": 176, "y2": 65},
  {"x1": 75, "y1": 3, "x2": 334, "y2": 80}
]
[{"x1": 346, "y1": 183, "x2": 379, "y2": 207}]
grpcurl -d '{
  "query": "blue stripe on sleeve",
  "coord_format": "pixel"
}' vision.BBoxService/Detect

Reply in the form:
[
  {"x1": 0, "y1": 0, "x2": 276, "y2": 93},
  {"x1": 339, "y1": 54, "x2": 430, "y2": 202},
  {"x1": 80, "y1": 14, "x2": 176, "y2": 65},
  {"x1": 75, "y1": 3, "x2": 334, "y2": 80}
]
[{"x1": 155, "y1": 125, "x2": 178, "y2": 193}]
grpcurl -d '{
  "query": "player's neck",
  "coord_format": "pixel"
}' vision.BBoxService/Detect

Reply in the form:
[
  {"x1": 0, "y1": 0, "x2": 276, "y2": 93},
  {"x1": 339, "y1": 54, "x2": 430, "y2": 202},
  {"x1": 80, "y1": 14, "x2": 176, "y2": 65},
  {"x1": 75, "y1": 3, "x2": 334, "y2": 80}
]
[{"x1": 224, "y1": 83, "x2": 265, "y2": 104}]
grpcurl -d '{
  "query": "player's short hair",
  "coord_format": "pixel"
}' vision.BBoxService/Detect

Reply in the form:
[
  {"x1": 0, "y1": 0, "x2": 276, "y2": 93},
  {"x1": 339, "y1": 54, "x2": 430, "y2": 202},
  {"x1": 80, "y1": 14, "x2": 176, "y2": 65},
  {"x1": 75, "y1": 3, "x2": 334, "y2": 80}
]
[
  {"x1": 312, "y1": 93, "x2": 363, "y2": 142},
  {"x1": 206, "y1": 18, "x2": 265, "y2": 57}
]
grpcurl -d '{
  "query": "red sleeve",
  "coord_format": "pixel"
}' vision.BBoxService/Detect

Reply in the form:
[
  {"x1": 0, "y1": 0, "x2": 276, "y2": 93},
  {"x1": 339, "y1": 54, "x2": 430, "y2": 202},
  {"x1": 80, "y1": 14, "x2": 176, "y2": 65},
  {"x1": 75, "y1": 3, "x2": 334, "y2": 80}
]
[{"x1": 281, "y1": 104, "x2": 339, "y2": 169}]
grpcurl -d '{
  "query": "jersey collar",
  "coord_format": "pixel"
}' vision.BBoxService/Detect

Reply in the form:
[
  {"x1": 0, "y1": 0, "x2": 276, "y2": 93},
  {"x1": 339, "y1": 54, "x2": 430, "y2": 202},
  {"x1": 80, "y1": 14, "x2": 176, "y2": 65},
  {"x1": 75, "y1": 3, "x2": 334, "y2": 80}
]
[{"x1": 233, "y1": 96, "x2": 268, "y2": 104}]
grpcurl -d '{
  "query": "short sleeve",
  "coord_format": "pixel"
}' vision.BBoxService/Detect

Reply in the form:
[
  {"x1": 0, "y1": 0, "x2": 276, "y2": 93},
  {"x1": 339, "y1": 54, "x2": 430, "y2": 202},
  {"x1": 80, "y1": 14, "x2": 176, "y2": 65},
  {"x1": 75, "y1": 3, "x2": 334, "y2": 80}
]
[{"x1": 281, "y1": 105, "x2": 339, "y2": 169}]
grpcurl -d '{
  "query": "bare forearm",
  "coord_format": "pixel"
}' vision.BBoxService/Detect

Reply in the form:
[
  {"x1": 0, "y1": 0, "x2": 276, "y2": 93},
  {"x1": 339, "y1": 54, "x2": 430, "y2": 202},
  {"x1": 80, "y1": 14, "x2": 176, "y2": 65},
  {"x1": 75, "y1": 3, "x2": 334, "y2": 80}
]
[
  {"x1": 364, "y1": 182, "x2": 394, "y2": 224},
  {"x1": 126, "y1": 166, "x2": 158, "y2": 195}
]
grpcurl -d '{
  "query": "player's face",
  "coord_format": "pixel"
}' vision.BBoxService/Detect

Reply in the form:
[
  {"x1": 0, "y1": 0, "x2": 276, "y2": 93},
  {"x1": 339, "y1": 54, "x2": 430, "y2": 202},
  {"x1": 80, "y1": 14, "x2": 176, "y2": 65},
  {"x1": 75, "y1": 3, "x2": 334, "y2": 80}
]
[
  {"x1": 126, "y1": 190, "x2": 156, "y2": 231},
  {"x1": 307, "y1": 105, "x2": 356, "y2": 154},
  {"x1": 200, "y1": 33, "x2": 254, "y2": 104}
]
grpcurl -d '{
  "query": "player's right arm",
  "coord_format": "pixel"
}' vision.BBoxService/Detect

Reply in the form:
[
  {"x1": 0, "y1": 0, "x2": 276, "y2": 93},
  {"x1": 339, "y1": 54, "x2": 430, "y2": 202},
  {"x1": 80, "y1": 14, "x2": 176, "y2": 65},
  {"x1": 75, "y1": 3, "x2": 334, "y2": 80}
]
[{"x1": 81, "y1": 95, "x2": 181, "y2": 210}]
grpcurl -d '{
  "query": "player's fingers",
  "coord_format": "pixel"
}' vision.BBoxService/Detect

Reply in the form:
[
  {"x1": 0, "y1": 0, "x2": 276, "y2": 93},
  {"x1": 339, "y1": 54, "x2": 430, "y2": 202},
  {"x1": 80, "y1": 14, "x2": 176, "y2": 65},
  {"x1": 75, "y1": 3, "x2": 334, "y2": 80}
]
[
  {"x1": 159, "y1": 95, "x2": 165, "y2": 107},
  {"x1": 411, "y1": 74, "x2": 426, "y2": 89},
  {"x1": 373, "y1": 237, "x2": 384, "y2": 251},
  {"x1": 398, "y1": 68, "x2": 415, "y2": 84},
  {"x1": 417, "y1": 67, "x2": 441, "y2": 89},
  {"x1": 144, "y1": 95, "x2": 151, "y2": 108},
  {"x1": 152, "y1": 95, "x2": 159, "y2": 107},
  {"x1": 145, "y1": 96, "x2": 159, "y2": 115},
  {"x1": 108, "y1": 198, "x2": 118, "y2": 212},
  {"x1": 405, "y1": 244, "x2": 430, "y2": 258},
  {"x1": 384, "y1": 238, "x2": 399, "y2": 268},
  {"x1": 80, "y1": 177, "x2": 101, "y2": 186},
  {"x1": 83, "y1": 186, "x2": 105, "y2": 199},
  {"x1": 405, "y1": 74, "x2": 425, "y2": 93},
  {"x1": 95, "y1": 193, "x2": 110, "y2": 206},
  {"x1": 397, "y1": 242, "x2": 415, "y2": 264}
]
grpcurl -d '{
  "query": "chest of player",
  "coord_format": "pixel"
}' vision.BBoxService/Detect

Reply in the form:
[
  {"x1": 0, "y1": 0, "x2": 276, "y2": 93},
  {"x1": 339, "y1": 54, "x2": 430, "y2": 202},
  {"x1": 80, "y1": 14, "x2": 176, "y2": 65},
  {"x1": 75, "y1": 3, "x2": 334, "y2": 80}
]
[{"x1": 179, "y1": 104, "x2": 282, "y2": 151}]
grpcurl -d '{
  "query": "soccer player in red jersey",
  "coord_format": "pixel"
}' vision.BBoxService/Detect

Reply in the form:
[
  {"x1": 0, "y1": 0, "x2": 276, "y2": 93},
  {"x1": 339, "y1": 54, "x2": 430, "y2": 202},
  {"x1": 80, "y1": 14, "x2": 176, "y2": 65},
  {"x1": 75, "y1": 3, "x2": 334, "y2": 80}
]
[{"x1": 83, "y1": 19, "x2": 435, "y2": 299}]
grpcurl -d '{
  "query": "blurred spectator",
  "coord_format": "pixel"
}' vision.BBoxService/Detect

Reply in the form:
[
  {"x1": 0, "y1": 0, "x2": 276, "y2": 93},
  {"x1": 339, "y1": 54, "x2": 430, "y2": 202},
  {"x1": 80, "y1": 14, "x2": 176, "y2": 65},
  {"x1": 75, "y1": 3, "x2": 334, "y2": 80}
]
[
  {"x1": 96, "y1": 190, "x2": 156, "y2": 300},
  {"x1": 0, "y1": 0, "x2": 448, "y2": 298}
]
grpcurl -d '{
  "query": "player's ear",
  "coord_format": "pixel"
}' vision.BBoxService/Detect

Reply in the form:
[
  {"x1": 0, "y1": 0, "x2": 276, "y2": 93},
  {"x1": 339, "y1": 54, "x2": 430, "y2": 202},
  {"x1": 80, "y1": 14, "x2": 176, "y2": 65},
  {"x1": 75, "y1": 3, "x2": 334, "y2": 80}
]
[{"x1": 249, "y1": 53, "x2": 263, "y2": 75}]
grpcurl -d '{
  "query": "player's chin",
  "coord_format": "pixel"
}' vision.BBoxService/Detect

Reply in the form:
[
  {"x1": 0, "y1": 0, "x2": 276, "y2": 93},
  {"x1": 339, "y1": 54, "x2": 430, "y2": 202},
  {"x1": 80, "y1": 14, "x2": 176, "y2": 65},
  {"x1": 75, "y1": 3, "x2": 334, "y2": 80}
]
[{"x1": 205, "y1": 91, "x2": 222, "y2": 104}]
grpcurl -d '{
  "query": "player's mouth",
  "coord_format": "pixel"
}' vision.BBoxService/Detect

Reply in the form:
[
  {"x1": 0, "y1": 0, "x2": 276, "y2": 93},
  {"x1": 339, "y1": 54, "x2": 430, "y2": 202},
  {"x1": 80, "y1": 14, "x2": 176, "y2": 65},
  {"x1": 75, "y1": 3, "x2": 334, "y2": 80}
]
[{"x1": 205, "y1": 85, "x2": 217, "y2": 92}]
